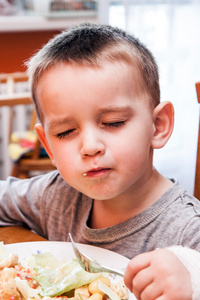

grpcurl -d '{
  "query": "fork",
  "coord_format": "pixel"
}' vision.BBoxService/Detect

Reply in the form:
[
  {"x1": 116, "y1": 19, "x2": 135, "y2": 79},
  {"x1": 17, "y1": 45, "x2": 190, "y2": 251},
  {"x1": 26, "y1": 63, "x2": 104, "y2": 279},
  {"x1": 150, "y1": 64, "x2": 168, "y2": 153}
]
[{"x1": 69, "y1": 233, "x2": 124, "y2": 277}]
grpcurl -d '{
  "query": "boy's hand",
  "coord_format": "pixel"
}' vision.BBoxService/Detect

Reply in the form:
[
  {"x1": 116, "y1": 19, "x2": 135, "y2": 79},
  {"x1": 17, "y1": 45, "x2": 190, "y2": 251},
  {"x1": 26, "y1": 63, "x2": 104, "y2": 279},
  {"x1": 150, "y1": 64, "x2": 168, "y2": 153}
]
[{"x1": 124, "y1": 249, "x2": 192, "y2": 300}]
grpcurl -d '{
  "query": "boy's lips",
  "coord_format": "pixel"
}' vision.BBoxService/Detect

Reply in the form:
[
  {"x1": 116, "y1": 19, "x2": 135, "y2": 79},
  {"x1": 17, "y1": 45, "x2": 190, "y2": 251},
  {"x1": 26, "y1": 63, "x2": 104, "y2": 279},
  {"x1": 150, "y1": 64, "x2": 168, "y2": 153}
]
[{"x1": 83, "y1": 167, "x2": 111, "y2": 178}]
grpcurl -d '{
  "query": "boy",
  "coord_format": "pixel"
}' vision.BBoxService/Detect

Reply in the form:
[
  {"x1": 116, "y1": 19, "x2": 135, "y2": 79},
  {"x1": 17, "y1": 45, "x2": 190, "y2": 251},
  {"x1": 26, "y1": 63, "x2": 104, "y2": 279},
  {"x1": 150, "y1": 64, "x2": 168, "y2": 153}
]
[{"x1": 0, "y1": 23, "x2": 200, "y2": 299}]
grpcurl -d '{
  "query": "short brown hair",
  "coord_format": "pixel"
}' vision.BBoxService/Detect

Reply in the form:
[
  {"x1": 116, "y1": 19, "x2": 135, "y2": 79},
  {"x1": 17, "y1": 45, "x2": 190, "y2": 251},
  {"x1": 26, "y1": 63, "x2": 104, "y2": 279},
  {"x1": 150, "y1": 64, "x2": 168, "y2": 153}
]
[{"x1": 26, "y1": 23, "x2": 160, "y2": 120}]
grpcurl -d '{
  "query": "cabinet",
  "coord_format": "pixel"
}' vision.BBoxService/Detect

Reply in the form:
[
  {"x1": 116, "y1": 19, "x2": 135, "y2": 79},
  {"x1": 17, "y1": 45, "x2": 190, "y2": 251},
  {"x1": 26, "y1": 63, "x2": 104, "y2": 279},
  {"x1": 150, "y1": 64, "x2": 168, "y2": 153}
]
[{"x1": 0, "y1": 15, "x2": 98, "y2": 73}]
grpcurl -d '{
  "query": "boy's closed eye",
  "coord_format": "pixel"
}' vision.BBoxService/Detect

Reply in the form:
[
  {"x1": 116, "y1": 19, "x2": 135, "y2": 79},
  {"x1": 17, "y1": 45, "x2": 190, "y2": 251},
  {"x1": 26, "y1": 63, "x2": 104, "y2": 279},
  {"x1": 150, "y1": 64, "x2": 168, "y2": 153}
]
[
  {"x1": 57, "y1": 129, "x2": 77, "y2": 139},
  {"x1": 101, "y1": 120, "x2": 126, "y2": 128},
  {"x1": 56, "y1": 121, "x2": 126, "y2": 139}
]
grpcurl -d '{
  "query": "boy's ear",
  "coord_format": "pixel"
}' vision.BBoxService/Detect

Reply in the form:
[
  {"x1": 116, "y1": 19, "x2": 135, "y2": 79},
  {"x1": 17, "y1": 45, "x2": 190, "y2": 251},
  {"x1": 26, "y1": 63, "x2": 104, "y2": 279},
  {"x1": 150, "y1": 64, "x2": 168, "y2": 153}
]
[
  {"x1": 35, "y1": 123, "x2": 56, "y2": 167},
  {"x1": 151, "y1": 101, "x2": 174, "y2": 149}
]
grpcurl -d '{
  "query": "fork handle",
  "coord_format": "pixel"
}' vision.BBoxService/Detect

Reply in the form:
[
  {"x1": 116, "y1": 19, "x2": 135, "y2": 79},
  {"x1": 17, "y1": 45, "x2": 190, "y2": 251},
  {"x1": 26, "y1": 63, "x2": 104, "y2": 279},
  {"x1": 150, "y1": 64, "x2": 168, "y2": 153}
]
[{"x1": 102, "y1": 267, "x2": 124, "y2": 277}]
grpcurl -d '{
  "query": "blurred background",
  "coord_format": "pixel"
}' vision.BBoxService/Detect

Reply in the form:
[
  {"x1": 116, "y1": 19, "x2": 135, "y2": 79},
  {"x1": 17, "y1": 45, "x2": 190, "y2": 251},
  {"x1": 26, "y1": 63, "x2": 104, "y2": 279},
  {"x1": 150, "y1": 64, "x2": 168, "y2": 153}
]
[{"x1": 0, "y1": 0, "x2": 200, "y2": 195}]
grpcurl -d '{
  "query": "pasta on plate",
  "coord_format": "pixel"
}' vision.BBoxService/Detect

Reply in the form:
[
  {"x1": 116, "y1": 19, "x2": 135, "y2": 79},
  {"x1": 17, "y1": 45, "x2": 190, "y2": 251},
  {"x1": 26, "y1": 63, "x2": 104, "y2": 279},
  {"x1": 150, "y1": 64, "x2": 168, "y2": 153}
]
[{"x1": 0, "y1": 243, "x2": 128, "y2": 300}]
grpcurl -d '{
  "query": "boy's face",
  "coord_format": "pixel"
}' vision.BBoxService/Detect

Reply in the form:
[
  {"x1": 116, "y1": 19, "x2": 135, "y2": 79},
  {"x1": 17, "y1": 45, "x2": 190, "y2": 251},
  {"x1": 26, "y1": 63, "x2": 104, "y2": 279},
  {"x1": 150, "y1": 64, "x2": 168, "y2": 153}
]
[{"x1": 36, "y1": 62, "x2": 156, "y2": 201}]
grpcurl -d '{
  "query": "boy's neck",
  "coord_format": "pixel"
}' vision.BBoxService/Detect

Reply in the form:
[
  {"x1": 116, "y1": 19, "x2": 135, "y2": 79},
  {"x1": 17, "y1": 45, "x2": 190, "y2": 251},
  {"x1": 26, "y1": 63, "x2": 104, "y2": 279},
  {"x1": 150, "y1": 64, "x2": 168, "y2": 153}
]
[{"x1": 89, "y1": 170, "x2": 173, "y2": 229}]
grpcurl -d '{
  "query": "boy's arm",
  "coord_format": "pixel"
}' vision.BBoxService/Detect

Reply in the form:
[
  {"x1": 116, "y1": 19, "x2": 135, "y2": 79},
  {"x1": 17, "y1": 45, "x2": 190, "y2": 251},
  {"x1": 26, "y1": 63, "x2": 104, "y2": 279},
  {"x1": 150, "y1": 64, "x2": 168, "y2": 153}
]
[
  {"x1": 0, "y1": 171, "x2": 59, "y2": 236},
  {"x1": 0, "y1": 175, "x2": 45, "y2": 229},
  {"x1": 124, "y1": 246, "x2": 200, "y2": 300},
  {"x1": 167, "y1": 246, "x2": 200, "y2": 300}
]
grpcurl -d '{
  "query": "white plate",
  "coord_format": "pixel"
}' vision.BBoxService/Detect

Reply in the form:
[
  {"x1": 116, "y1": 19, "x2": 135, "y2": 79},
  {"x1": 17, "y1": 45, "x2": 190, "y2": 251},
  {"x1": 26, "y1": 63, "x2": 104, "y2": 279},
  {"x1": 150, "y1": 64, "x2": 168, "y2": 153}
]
[{"x1": 5, "y1": 241, "x2": 136, "y2": 300}]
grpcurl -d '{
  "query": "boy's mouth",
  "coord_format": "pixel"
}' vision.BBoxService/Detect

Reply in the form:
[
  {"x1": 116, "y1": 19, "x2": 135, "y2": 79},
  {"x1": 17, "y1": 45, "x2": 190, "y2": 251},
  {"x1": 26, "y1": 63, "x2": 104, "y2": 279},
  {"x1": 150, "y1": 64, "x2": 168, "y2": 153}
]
[{"x1": 83, "y1": 168, "x2": 111, "y2": 178}]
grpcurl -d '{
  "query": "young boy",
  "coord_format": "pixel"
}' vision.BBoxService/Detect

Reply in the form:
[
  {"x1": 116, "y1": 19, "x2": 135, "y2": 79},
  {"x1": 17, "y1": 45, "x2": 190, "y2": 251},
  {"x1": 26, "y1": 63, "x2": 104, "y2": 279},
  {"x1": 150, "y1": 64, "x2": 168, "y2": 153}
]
[{"x1": 0, "y1": 23, "x2": 200, "y2": 299}]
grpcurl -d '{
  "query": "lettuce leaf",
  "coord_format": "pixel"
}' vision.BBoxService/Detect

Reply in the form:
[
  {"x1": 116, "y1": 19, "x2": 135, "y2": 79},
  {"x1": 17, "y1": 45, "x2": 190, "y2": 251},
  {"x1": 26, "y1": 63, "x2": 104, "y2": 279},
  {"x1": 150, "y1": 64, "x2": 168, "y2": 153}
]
[{"x1": 30, "y1": 253, "x2": 101, "y2": 297}]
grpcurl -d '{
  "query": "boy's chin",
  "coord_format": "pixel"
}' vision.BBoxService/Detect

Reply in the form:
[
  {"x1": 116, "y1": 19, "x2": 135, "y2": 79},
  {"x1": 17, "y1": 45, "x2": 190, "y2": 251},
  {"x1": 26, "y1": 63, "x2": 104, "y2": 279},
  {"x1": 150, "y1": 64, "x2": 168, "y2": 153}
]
[{"x1": 80, "y1": 189, "x2": 119, "y2": 201}]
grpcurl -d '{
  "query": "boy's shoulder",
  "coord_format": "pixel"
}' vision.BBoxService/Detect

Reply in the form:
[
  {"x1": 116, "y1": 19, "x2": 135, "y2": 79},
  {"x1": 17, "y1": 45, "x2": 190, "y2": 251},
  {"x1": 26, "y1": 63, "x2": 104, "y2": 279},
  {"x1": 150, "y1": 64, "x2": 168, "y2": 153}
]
[
  {"x1": 167, "y1": 180, "x2": 200, "y2": 206},
  {"x1": 159, "y1": 179, "x2": 200, "y2": 212},
  {"x1": 1, "y1": 170, "x2": 80, "y2": 201},
  {"x1": 30, "y1": 170, "x2": 78, "y2": 195}
]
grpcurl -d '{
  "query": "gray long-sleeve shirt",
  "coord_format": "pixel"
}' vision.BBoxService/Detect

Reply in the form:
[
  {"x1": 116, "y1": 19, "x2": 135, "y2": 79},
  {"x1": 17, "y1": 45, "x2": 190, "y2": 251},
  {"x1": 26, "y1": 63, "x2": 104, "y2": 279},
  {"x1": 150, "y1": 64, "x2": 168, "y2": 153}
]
[{"x1": 1, "y1": 170, "x2": 200, "y2": 259}]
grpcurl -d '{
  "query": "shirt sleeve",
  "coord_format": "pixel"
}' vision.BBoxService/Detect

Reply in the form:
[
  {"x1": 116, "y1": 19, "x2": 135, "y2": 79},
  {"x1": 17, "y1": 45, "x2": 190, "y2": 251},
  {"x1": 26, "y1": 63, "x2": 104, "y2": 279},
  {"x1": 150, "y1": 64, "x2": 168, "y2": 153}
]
[
  {"x1": 167, "y1": 245, "x2": 200, "y2": 300},
  {"x1": 0, "y1": 170, "x2": 60, "y2": 237}
]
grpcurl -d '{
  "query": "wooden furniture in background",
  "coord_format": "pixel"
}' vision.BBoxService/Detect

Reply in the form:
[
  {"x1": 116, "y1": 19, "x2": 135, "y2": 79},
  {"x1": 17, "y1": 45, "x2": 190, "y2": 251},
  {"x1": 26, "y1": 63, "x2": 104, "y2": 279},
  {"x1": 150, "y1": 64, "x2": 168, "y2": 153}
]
[
  {"x1": 0, "y1": 226, "x2": 46, "y2": 244},
  {"x1": 0, "y1": 72, "x2": 56, "y2": 179},
  {"x1": 0, "y1": 226, "x2": 47, "y2": 244},
  {"x1": 194, "y1": 82, "x2": 200, "y2": 199}
]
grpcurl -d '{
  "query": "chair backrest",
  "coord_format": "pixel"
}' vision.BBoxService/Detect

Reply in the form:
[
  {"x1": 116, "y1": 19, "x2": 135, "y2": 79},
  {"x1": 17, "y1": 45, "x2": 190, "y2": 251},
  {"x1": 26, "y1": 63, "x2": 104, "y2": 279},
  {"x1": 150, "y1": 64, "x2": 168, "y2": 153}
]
[
  {"x1": 0, "y1": 72, "x2": 55, "y2": 179},
  {"x1": 194, "y1": 82, "x2": 200, "y2": 199},
  {"x1": 0, "y1": 72, "x2": 32, "y2": 136}
]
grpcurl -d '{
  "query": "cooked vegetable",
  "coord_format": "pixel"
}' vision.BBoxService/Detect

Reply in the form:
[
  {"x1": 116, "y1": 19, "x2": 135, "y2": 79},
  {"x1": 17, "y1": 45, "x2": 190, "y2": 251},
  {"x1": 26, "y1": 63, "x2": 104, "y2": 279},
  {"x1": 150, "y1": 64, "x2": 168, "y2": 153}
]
[
  {"x1": 0, "y1": 243, "x2": 128, "y2": 300},
  {"x1": 34, "y1": 254, "x2": 101, "y2": 297}
]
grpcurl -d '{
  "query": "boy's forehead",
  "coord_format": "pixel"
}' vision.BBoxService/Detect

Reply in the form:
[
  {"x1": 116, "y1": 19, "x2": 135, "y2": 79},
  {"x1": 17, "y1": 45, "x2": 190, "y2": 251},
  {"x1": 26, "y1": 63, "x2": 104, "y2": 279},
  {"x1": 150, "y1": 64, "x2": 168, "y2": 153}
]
[
  {"x1": 38, "y1": 62, "x2": 144, "y2": 102},
  {"x1": 37, "y1": 59, "x2": 142, "y2": 88},
  {"x1": 35, "y1": 60, "x2": 148, "y2": 120}
]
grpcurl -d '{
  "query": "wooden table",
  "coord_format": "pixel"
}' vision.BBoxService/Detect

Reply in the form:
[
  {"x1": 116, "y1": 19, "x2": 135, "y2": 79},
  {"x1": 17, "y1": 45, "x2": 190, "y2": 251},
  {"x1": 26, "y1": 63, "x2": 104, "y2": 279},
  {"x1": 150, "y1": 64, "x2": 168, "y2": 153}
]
[{"x1": 0, "y1": 226, "x2": 47, "y2": 244}]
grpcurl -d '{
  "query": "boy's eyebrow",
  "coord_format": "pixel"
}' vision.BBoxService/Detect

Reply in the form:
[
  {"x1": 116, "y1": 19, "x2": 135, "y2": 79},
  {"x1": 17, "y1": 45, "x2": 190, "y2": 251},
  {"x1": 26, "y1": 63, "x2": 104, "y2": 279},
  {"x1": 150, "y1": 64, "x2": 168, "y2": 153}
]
[
  {"x1": 46, "y1": 117, "x2": 74, "y2": 131},
  {"x1": 46, "y1": 106, "x2": 133, "y2": 130},
  {"x1": 98, "y1": 106, "x2": 133, "y2": 115}
]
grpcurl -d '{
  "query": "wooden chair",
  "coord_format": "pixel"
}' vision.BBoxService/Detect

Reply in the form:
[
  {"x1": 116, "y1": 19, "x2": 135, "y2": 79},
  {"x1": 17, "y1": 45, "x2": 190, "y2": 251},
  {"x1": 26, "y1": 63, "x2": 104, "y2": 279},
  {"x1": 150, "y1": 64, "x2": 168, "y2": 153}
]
[
  {"x1": 0, "y1": 72, "x2": 56, "y2": 179},
  {"x1": 194, "y1": 82, "x2": 200, "y2": 199}
]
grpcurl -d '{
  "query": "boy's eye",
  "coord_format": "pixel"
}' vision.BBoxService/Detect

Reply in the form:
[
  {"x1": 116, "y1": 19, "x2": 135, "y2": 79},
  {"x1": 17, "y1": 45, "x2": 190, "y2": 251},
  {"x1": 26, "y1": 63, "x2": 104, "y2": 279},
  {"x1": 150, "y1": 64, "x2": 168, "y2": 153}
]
[
  {"x1": 57, "y1": 129, "x2": 75, "y2": 139},
  {"x1": 101, "y1": 121, "x2": 125, "y2": 128}
]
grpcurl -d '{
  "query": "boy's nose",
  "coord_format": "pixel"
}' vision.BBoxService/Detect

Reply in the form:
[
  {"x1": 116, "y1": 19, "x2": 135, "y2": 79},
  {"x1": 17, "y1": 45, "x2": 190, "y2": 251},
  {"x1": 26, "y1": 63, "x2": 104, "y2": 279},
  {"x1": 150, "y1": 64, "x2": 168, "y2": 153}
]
[{"x1": 80, "y1": 130, "x2": 105, "y2": 158}]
